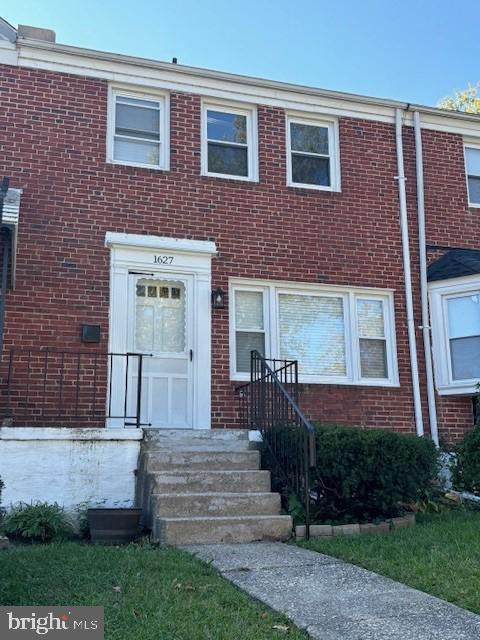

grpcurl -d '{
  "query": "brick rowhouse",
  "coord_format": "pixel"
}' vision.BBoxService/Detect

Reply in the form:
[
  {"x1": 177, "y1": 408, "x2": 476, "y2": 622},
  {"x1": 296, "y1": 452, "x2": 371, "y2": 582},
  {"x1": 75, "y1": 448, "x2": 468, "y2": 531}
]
[{"x1": 0, "y1": 48, "x2": 479, "y2": 441}]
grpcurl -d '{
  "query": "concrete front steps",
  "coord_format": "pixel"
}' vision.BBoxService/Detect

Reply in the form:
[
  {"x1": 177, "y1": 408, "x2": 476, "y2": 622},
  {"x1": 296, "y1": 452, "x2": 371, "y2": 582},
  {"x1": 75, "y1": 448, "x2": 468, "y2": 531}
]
[{"x1": 137, "y1": 429, "x2": 292, "y2": 545}]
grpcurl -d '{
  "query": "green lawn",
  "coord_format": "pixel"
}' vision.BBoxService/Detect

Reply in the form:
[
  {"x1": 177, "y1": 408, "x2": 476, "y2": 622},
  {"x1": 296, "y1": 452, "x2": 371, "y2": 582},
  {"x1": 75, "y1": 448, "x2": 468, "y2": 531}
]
[
  {"x1": 297, "y1": 510, "x2": 480, "y2": 614},
  {"x1": 0, "y1": 542, "x2": 306, "y2": 640}
]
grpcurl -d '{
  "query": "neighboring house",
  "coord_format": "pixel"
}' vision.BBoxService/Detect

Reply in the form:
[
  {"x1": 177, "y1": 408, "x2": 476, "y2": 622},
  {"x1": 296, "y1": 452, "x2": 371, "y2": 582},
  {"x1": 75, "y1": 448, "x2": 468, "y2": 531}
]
[{"x1": 0, "y1": 19, "x2": 479, "y2": 541}]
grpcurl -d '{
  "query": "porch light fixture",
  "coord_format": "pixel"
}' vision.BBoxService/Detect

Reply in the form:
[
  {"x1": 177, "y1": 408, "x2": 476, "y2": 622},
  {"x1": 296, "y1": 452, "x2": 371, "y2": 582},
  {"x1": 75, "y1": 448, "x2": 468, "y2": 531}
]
[{"x1": 211, "y1": 287, "x2": 226, "y2": 309}]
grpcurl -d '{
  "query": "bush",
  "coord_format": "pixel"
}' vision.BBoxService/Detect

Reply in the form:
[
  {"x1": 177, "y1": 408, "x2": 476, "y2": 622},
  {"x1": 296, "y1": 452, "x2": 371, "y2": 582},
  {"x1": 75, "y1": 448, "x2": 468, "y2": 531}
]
[
  {"x1": 452, "y1": 423, "x2": 480, "y2": 494},
  {"x1": 2, "y1": 502, "x2": 73, "y2": 542},
  {"x1": 267, "y1": 424, "x2": 438, "y2": 524}
]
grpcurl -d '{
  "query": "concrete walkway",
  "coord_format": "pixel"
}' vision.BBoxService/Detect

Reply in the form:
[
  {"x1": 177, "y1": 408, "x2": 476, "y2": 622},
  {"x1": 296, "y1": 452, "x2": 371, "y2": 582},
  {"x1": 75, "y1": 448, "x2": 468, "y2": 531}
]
[{"x1": 185, "y1": 542, "x2": 480, "y2": 640}]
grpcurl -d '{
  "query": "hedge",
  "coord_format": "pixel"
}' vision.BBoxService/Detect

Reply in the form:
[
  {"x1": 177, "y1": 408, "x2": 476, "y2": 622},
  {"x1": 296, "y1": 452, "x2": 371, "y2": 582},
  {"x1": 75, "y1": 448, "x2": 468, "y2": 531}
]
[
  {"x1": 265, "y1": 424, "x2": 438, "y2": 524},
  {"x1": 452, "y1": 422, "x2": 480, "y2": 494}
]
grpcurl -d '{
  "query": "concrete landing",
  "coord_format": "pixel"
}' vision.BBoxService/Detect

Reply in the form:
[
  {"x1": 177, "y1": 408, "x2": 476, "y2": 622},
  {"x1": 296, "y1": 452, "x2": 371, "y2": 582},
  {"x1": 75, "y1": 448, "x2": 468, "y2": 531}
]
[{"x1": 185, "y1": 542, "x2": 480, "y2": 640}]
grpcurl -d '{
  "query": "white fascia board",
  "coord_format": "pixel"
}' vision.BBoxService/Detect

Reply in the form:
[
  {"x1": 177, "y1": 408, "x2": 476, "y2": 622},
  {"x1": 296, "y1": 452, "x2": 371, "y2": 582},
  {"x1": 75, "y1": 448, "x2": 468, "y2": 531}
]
[
  {"x1": 3, "y1": 39, "x2": 480, "y2": 136},
  {"x1": 0, "y1": 427, "x2": 143, "y2": 440},
  {"x1": 105, "y1": 232, "x2": 217, "y2": 255}
]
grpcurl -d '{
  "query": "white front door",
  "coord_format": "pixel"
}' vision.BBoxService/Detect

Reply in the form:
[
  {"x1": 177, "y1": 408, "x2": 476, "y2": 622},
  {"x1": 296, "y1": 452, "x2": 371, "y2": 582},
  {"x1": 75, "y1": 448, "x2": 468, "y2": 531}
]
[{"x1": 127, "y1": 273, "x2": 194, "y2": 428}]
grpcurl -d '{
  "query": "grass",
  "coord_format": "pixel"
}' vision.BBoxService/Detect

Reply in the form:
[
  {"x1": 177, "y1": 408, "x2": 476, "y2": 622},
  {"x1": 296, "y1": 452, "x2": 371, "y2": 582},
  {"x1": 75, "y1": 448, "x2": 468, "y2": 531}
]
[
  {"x1": 297, "y1": 510, "x2": 480, "y2": 614},
  {"x1": 0, "y1": 541, "x2": 306, "y2": 640}
]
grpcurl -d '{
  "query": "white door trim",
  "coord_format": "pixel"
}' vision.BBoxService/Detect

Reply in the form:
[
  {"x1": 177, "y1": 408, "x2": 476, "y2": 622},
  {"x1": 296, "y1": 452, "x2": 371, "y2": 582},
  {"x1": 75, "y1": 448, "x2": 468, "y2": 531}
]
[{"x1": 105, "y1": 232, "x2": 217, "y2": 429}]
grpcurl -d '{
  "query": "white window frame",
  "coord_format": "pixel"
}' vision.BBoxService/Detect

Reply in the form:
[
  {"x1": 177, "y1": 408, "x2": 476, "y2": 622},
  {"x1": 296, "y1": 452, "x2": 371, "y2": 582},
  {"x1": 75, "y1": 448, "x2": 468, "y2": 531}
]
[
  {"x1": 106, "y1": 85, "x2": 170, "y2": 170},
  {"x1": 201, "y1": 100, "x2": 258, "y2": 182},
  {"x1": 229, "y1": 278, "x2": 398, "y2": 386},
  {"x1": 429, "y1": 274, "x2": 480, "y2": 395},
  {"x1": 464, "y1": 142, "x2": 480, "y2": 208},
  {"x1": 286, "y1": 114, "x2": 341, "y2": 192}
]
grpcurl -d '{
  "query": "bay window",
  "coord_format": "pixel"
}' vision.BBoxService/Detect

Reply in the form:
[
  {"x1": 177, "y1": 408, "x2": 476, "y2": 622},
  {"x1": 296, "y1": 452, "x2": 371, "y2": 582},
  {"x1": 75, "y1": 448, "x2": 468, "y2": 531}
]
[
  {"x1": 429, "y1": 278, "x2": 480, "y2": 394},
  {"x1": 230, "y1": 280, "x2": 397, "y2": 385}
]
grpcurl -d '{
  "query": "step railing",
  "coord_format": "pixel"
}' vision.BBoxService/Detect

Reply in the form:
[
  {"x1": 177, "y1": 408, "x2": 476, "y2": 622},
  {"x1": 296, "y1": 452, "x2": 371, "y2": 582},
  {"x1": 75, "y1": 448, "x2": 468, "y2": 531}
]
[
  {"x1": 236, "y1": 350, "x2": 316, "y2": 538},
  {"x1": 3, "y1": 348, "x2": 148, "y2": 428}
]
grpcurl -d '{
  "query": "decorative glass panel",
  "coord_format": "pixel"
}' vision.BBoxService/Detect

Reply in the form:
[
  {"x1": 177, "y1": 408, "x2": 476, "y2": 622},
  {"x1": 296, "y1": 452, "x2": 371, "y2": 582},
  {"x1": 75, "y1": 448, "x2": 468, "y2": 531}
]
[
  {"x1": 447, "y1": 295, "x2": 480, "y2": 338},
  {"x1": 279, "y1": 294, "x2": 346, "y2": 376},
  {"x1": 236, "y1": 332, "x2": 265, "y2": 372},
  {"x1": 291, "y1": 155, "x2": 330, "y2": 186},
  {"x1": 359, "y1": 339, "x2": 387, "y2": 378},
  {"x1": 235, "y1": 291, "x2": 264, "y2": 331},
  {"x1": 159, "y1": 287, "x2": 169, "y2": 298},
  {"x1": 290, "y1": 123, "x2": 329, "y2": 155},
  {"x1": 136, "y1": 284, "x2": 145, "y2": 297},
  {"x1": 135, "y1": 279, "x2": 186, "y2": 353},
  {"x1": 357, "y1": 299, "x2": 385, "y2": 338},
  {"x1": 207, "y1": 111, "x2": 247, "y2": 143},
  {"x1": 113, "y1": 138, "x2": 160, "y2": 165},
  {"x1": 148, "y1": 286, "x2": 157, "y2": 297},
  {"x1": 208, "y1": 143, "x2": 248, "y2": 176},
  {"x1": 450, "y1": 336, "x2": 480, "y2": 380},
  {"x1": 171, "y1": 287, "x2": 181, "y2": 299}
]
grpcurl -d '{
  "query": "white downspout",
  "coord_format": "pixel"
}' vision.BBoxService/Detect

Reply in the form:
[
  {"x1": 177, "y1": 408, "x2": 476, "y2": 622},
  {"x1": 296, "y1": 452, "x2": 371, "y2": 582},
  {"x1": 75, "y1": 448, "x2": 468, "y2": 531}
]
[
  {"x1": 395, "y1": 108, "x2": 424, "y2": 437},
  {"x1": 413, "y1": 111, "x2": 440, "y2": 447}
]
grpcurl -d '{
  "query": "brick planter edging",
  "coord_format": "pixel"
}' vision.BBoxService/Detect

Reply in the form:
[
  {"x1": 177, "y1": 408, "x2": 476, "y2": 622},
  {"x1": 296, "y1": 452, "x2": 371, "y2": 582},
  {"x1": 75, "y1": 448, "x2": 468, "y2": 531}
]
[{"x1": 295, "y1": 513, "x2": 415, "y2": 539}]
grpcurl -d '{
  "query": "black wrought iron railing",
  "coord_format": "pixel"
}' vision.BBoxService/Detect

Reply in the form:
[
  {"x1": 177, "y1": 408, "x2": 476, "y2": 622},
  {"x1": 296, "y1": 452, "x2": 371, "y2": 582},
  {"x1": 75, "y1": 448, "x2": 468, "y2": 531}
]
[
  {"x1": 3, "y1": 348, "x2": 148, "y2": 428},
  {"x1": 236, "y1": 350, "x2": 316, "y2": 537}
]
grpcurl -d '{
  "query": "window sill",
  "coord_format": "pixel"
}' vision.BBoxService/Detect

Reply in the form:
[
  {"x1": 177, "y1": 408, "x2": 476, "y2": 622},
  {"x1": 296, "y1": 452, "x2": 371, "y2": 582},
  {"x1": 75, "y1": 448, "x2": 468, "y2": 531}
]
[
  {"x1": 436, "y1": 382, "x2": 480, "y2": 396},
  {"x1": 106, "y1": 159, "x2": 169, "y2": 172},
  {"x1": 231, "y1": 374, "x2": 399, "y2": 388},
  {"x1": 468, "y1": 201, "x2": 480, "y2": 208},
  {"x1": 286, "y1": 182, "x2": 341, "y2": 193},
  {"x1": 201, "y1": 171, "x2": 259, "y2": 184}
]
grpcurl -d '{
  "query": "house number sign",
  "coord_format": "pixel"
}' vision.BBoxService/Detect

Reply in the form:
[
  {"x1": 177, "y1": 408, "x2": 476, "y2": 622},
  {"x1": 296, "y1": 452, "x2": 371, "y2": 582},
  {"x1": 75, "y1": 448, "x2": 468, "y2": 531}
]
[{"x1": 153, "y1": 255, "x2": 174, "y2": 265}]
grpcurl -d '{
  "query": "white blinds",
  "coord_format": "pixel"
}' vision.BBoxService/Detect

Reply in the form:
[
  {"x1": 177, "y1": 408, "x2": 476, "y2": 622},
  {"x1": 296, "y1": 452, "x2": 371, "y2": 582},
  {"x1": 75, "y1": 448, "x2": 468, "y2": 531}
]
[
  {"x1": 278, "y1": 294, "x2": 346, "y2": 375},
  {"x1": 235, "y1": 290, "x2": 265, "y2": 372},
  {"x1": 357, "y1": 299, "x2": 387, "y2": 379}
]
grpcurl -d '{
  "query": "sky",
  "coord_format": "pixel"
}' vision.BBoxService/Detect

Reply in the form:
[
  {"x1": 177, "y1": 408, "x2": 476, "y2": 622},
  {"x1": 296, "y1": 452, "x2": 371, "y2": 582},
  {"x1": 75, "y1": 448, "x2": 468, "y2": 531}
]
[{"x1": 3, "y1": 0, "x2": 480, "y2": 107}]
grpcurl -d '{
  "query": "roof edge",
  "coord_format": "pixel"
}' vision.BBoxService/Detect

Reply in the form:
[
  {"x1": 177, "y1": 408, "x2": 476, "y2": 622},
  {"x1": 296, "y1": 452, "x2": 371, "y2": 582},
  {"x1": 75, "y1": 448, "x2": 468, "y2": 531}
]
[{"x1": 13, "y1": 37, "x2": 480, "y2": 126}]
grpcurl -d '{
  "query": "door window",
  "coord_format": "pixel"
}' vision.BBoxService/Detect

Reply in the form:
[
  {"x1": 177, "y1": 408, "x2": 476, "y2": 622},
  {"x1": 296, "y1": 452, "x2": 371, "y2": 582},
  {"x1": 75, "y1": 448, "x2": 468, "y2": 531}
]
[{"x1": 135, "y1": 279, "x2": 186, "y2": 353}]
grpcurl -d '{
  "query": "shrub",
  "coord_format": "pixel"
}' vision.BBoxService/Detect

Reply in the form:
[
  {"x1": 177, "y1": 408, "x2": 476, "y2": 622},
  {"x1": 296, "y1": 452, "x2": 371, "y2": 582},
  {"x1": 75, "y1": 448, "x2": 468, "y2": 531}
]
[
  {"x1": 452, "y1": 423, "x2": 480, "y2": 494},
  {"x1": 2, "y1": 502, "x2": 73, "y2": 542},
  {"x1": 267, "y1": 424, "x2": 438, "y2": 524}
]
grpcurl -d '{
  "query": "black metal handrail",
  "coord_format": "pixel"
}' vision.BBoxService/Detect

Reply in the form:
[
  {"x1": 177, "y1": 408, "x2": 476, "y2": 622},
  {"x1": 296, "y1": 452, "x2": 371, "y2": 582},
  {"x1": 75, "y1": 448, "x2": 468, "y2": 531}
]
[
  {"x1": 3, "y1": 348, "x2": 149, "y2": 428},
  {"x1": 236, "y1": 350, "x2": 316, "y2": 538}
]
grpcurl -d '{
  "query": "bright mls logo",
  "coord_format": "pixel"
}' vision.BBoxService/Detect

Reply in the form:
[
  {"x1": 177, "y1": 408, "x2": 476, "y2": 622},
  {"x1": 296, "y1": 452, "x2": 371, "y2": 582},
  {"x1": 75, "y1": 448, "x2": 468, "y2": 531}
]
[{"x1": 0, "y1": 607, "x2": 104, "y2": 639}]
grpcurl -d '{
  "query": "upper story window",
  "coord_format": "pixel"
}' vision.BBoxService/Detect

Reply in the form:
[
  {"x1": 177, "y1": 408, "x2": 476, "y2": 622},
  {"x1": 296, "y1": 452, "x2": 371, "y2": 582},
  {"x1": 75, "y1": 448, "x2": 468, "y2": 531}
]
[
  {"x1": 230, "y1": 279, "x2": 397, "y2": 386},
  {"x1": 429, "y1": 277, "x2": 480, "y2": 395},
  {"x1": 286, "y1": 116, "x2": 340, "y2": 191},
  {"x1": 108, "y1": 88, "x2": 169, "y2": 170},
  {"x1": 465, "y1": 146, "x2": 480, "y2": 206},
  {"x1": 202, "y1": 102, "x2": 258, "y2": 181}
]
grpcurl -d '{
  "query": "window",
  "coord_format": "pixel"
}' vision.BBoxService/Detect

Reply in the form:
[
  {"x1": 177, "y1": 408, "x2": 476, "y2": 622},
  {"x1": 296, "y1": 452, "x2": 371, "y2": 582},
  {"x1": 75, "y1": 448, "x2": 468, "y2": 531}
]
[
  {"x1": 286, "y1": 116, "x2": 340, "y2": 191},
  {"x1": 234, "y1": 290, "x2": 266, "y2": 372},
  {"x1": 202, "y1": 102, "x2": 258, "y2": 181},
  {"x1": 465, "y1": 146, "x2": 480, "y2": 205},
  {"x1": 429, "y1": 278, "x2": 480, "y2": 394},
  {"x1": 447, "y1": 294, "x2": 480, "y2": 381},
  {"x1": 230, "y1": 280, "x2": 397, "y2": 385},
  {"x1": 108, "y1": 89, "x2": 169, "y2": 169}
]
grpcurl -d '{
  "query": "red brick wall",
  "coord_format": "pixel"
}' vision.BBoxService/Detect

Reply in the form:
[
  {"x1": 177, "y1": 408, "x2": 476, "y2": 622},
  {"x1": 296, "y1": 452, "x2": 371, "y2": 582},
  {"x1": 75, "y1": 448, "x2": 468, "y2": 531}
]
[{"x1": 0, "y1": 64, "x2": 477, "y2": 440}]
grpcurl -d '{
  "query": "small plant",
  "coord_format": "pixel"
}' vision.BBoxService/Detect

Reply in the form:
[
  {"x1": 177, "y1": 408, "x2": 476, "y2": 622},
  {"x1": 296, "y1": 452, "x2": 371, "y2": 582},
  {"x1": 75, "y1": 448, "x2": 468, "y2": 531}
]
[
  {"x1": 2, "y1": 502, "x2": 73, "y2": 542},
  {"x1": 452, "y1": 423, "x2": 480, "y2": 494}
]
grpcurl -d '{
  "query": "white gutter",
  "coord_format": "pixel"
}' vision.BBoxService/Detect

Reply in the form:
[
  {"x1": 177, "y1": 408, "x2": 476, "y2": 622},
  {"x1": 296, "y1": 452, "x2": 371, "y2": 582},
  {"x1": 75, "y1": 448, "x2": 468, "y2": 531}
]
[
  {"x1": 413, "y1": 111, "x2": 439, "y2": 447},
  {"x1": 395, "y1": 108, "x2": 424, "y2": 437}
]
